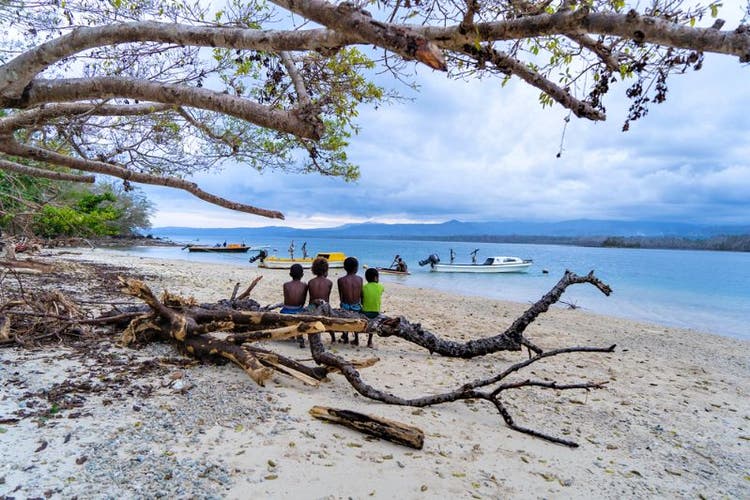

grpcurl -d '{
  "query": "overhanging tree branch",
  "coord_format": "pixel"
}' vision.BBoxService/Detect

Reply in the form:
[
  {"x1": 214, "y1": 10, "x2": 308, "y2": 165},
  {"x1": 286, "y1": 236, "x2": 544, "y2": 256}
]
[
  {"x1": 0, "y1": 139, "x2": 284, "y2": 218},
  {"x1": 462, "y1": 44, "x2": 606, "y2": 120},
  {"x1": 0, "y1": 157, "x2": 95, "y2": 183},
  {"x1": 0, "y1": 103, "x2": 175, "y2": 134},
  {"x1": 21, "y1": 77, "x2": 323, "y2": 140},
  {"x1": 0, "y1": 21, "x2": 358, "y2": 100},
  {"x1": 425, "y1": 10, "x2": 750, "y2": 62},
  {"x1": 270, "y1": 0, "x2": 448, "y2": 70}
]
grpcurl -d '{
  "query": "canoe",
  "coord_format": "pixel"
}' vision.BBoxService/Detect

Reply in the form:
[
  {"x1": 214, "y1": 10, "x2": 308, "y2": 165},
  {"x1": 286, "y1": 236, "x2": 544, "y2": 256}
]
[
  {"x1": 364, "y1": 265, "x2": 410, "y2": 276},
  {"x1": 185, "y1": 244, "x2": 250, "y2": 253}
]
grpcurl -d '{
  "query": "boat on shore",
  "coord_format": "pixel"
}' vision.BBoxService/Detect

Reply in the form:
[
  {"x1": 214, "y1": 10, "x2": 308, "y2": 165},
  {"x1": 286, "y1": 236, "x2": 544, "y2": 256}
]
[
  {"x1": 419, "y1": 254, "x2": 532, "y2": 273},
  {"x1": 254, "y1": 251, "x2": 347, "y2": 269},
  {"x1": 184, "y1": 243, "x2": 251, "y2": 253}
]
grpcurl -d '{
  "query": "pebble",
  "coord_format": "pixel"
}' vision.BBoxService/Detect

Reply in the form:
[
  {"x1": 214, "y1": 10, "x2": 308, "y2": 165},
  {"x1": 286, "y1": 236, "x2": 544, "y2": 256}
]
[{"x1": 1, "y1": 343, "x2": 288, "y2": 498}]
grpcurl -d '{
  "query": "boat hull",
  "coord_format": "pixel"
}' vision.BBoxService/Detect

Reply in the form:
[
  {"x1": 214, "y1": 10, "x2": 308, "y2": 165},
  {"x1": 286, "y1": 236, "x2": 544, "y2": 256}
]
[
  {"x1": 430, "y1": 262, "x2": 531, "y2": 273},
  {"x1": 364, "y1": 265, "x2": 410, "y2": 276},
  {"x1": 187, "y1": 246, "x2": 250, "y2": 253},
  {"x1": 258, "y1": 252, "x2": 346, "y2": 269}
]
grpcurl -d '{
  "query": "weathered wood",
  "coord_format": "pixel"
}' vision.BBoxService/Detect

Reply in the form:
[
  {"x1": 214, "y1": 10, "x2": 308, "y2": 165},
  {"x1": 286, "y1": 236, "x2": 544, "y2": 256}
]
[
  {"x1": 190, "y1": 308, "x2": 368, "y2": 332},
  {"x1": 183, "y1": 335, "x2": 272, "y2": 386},
  {"x1": 244, "y1": 345, "x2": 329, "y2": 381},
  {"x1": 113, "y1": 272, "x2": 617, "y2": 446},
  {"x1": 0, "y1": 259, "x2": 54, "y2": 273},
  {"x1": 254, "y1": 353, "x2": 321, "y2": 386},
  {"x1": 236, "y1": 276, "x2": 263, "y2": 301},
  {"x1": 120, "y1": 277, "x2": 197, "y2": 341},
  {"x1": 309, "y1": 406, "x2": 424, "y2": 449},
  {"x1": 325, "y1": 356, "x2": 380, "y2": 374},
  {"x1": 0, "y1": 314, "x2": 11, "y2": 342},
  {"x1": 225, "y1": 321, "x2": 326, "y2": 343}
]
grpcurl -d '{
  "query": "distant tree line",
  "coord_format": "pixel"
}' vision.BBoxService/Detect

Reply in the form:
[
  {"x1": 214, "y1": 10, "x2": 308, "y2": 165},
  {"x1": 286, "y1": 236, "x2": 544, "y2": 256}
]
[{"x1": 377, "y1": 234, "x2": 750, "y2": 253}]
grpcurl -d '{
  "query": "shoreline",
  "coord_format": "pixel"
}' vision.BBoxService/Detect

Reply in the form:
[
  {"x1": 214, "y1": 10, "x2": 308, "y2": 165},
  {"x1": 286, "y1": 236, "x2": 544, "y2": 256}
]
[
  {"x1": 71, "y1": 244, "x2": 747, "y2": 342},
  {"x1": 1, "y1": 248, "x2": 748, "y2": 498}
]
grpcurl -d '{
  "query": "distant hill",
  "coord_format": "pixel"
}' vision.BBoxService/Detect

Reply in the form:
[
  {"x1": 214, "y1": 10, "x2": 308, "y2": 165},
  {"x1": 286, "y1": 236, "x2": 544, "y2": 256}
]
[{"x1": 155, "y1": 219, "x2": 750, "y2": 240}]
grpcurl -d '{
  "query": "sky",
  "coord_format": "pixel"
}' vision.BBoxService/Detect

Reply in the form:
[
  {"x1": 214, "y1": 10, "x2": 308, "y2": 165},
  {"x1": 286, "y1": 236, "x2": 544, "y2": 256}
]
[{"x1": 146, "y1": 2, "x2": 750, "y2": 229}]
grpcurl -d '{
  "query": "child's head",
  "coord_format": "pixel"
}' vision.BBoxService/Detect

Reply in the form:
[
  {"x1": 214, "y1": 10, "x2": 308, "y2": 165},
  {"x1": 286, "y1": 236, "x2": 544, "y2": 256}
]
[
  {"x1": 311, "y1": 257, "x2": 329, "y2": 277},
  {"x1": 365, "y1": 267, "x2": 379, "y2": 283},
  {"x1": 289, "y1": 263, "x2": 304, "y2": 280},
  {"x1": 343, "y1": 256, "x2": 359, "y2": 274}
]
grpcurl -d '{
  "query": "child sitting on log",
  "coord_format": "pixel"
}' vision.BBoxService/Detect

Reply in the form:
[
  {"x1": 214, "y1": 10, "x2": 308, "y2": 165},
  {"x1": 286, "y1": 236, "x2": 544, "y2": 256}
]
[
  {"x1": 360, "y1": 267, "x2": 384, "y2": 347},
  {"x1": 337, "y1": 256, "x2": 363, "y2": 344},
  {"x1": 281, "y1": 263, "x2": 308, "y2": 347},
  {"x1": 308, "y1": 257, "x2": 335, "y2": 342}
]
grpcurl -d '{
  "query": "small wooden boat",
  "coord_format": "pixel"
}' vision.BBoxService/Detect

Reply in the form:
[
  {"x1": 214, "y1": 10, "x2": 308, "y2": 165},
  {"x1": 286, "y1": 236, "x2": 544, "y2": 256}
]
[
  {"x1": 419, "y1": 254, "x2": 532, "y2": 273},
  {"x1": 256, "y1": 251, "x2": 346, "y2": 269},
  {"x1": 184, "y1": 243, "x2": 250, "y2": 253},
  {"x1": 363, "y1": 265, "x2": 410, "y2": 276}
]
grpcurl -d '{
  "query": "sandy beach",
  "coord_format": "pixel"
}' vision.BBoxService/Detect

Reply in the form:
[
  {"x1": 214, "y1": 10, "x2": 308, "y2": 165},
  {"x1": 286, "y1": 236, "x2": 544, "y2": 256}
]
[{"x1": 1, "y1": 248, "x2": 748, "y2": 499}]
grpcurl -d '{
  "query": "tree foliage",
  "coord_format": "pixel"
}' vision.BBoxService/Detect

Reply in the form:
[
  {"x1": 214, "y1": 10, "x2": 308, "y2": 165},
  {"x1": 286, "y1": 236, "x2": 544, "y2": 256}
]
[
  {"x1": 0, "y1": 0, "x2": 748, "y2": 218},
  {"x1": 1, "y1": 169, "x2": 153, "y2": 237}
]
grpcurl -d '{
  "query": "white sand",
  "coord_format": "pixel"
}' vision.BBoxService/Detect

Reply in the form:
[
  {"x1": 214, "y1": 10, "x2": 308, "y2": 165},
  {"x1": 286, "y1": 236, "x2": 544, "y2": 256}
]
[{"x1": 1, "y1": 248, "x2": 748, "y2": 498}]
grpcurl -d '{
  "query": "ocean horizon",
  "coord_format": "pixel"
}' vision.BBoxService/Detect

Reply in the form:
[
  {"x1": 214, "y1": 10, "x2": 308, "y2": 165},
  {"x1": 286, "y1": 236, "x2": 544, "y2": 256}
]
[{"x1": 129, "y1": 230, "x2": 750, "y2": 341}]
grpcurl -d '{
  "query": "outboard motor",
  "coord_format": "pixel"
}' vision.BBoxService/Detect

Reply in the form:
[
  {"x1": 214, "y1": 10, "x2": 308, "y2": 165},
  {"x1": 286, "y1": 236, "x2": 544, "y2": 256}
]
[
  {"x1": 418, "y1": 254, "x2": 440, "y2": 267},
  {"x1": 249, "y1": 249, "x2": 268, "y2": 263}
]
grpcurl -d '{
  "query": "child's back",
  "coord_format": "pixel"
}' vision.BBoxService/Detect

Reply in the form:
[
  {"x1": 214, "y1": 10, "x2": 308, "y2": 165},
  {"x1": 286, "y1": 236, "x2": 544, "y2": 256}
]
[{"x1": 308, "y1": 257, "x2": 333, "y2": 304}]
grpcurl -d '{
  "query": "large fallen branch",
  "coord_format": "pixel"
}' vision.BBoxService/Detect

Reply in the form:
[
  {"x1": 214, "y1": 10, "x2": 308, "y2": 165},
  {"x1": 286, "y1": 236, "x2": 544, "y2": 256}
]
[{"x1": 108, "y1": 270, "x2": 615, "y2": 446}]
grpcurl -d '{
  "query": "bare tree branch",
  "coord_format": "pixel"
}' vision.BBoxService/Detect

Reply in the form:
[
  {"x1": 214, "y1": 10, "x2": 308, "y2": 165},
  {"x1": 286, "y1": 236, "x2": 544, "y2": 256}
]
[
  {"x1": 0, "y1": 139, "x2": 284, "y2": 218},
  {"x1": 463, "y1": 44, "x2": 606, "y2": 120},
  {"x1": 0, "y1": 103, "x2": 174, "y2": 134},
  {"x1": 280, "y1": 52, "x2": 311, "y2": 106},
  {"x1": 270, "y1": 0, "x2": 448, "y2": 70},
  {"x1": 425, "y1": 11, "x2": 750, "y2": 62},
  {"x1": 0, "y1": 157, "x2": 95, "y2": 183},
  {"x1": 21, "y1": 78, "x2": 322, "y2": 140}
]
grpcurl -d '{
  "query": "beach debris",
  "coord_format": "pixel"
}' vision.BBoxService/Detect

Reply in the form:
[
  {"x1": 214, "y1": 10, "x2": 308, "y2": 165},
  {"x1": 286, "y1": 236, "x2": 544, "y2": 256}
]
[
  {"x1": 309, "y1": 406, "x2": 425, "y2": 449},
  {"x1": 107, "y1": 271, "x2": 616, "y2": 446},
  {"x1": 3, "y1": 260, "x2": 616, "y2": 448}
]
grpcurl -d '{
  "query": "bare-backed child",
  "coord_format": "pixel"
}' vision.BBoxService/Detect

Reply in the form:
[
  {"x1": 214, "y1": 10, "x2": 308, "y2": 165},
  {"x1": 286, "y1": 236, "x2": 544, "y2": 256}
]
[
  {"x1": 308, "y1": 257, "x2": 334, "y2": 342},
  {"x1": 337, "y1": 256, "x2": 363, "y2": 344},
  {"x1": 280, "y1": 263, "x2": 308, "y2": 347}
]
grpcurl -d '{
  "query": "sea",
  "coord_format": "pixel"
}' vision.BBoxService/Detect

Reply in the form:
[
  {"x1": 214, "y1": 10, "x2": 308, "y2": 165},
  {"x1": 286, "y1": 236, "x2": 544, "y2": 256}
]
[{"x1": 123, "y1": 231, "x2": 749, "y2": 341}]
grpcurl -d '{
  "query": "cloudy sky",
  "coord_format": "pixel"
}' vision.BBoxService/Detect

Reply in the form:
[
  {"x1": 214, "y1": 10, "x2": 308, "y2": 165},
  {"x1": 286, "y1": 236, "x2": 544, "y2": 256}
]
[{"x1": 146, "y1": 2, "x2": 750, "y2": 228}]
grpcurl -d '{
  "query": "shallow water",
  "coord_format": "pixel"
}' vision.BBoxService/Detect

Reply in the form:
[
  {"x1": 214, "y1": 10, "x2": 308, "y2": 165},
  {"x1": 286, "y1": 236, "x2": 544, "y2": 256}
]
[{"x1": 132, "y1": 233, "x2": 750, "y2": 340}]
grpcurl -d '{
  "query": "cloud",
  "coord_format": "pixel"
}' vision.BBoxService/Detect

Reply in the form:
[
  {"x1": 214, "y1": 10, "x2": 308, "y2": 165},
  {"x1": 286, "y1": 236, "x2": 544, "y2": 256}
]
[{"x1": 148, "y1": 25, "x2": 750, "y2": 228}]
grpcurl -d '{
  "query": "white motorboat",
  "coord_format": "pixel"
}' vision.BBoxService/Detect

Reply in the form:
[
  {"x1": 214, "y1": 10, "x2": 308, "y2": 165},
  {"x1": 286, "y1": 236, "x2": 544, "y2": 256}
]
[{"x1": 419, "y1": 254, "x2": 532, "y2": 273}]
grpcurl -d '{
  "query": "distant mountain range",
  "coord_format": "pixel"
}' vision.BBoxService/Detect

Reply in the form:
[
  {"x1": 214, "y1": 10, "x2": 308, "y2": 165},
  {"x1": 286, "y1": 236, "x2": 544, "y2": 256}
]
[{"x1": 154, "y1": 219, "x2": 750, "y2": 240}]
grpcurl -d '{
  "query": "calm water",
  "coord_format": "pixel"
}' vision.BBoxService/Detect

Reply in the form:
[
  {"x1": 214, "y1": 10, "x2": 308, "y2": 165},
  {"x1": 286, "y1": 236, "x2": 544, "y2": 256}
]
[{"x1": 127, "y1": 233, "x2": 749, "y2": 340}]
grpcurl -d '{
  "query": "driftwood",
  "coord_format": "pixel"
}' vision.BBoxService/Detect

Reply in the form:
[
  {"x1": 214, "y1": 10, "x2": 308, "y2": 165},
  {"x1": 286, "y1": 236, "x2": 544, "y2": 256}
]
[
  {"x1": 0, "y1": 259, "x2": 55, "y2": 273},
  {"x1": 1, "y1": 263, "x2": 615, "y2": 446},
  {"x1": 99, "y1": 270, "x2": 615, "y2": 447},
  {"x1": 310, "y1": 406, "x2": 425, "y2": 449}
]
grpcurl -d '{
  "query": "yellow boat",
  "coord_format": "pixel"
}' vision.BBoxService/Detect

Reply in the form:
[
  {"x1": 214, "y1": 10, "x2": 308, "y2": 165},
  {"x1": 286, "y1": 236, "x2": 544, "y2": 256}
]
[{"x1": 256, "y1": 251, "x2": 346, "y2": 269}]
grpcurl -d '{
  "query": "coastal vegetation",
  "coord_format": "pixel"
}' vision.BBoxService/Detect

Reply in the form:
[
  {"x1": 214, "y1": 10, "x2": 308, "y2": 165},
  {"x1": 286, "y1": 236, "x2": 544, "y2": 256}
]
[
  {"x1": 0, "y1": 0, "x2": 748, "y2": 218},
  {"x1": 0, "y1": 170, "x2": 153, "y2": 238}
]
